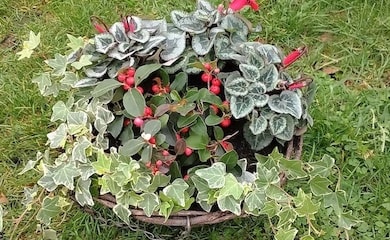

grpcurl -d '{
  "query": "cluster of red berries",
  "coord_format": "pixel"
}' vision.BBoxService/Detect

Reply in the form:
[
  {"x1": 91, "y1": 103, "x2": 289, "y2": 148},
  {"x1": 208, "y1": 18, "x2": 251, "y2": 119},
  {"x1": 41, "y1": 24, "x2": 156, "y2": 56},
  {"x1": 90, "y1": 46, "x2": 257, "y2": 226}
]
[
  {"x1": 145, "y1": 161, "x2": 162, "y2": 175},
  {"x1": 151, "y1": 77, "x2": 171, "y2": 94},
  {"x1": 117, "y1": 67, "x2": 144, "y2": 93},
  {"x1": 123, "y1": 106, "x2": 154, "y2": 128},
  {"x1": 201, "y1": 63, "x2": 222, "y2": 95},
  {"x1": 210, "y1": 101, "x2": 232, "y2": 128}
]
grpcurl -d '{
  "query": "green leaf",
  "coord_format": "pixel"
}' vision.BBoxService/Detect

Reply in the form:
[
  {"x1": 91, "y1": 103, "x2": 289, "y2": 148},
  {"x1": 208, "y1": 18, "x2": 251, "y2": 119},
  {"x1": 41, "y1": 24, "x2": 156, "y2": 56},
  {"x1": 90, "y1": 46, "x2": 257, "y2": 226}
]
[
  {"x1": 268, "y1": 91, "x2": 302, "y2": 119},
  {"x1": 176, "y1": 103, "x2": 197, "y2": 116},
  {"x1": 274, "y1": 114, "x2": 295, "y2": 141},
  {"x1": 275, "y1": 228, "x2": 298, "y2": 240},
  {"x1": 294, "y1": 189, "x2": 320, "y2": 217},
  {"x1": 119, "y1": 139, "x2": 146, "y2": 157},
  {"x1": 260, "y1": 200, "x2": 281, "y2": 218},
  {"x1": 243, "y1": 127, "x2": 273, "y2": 151},
  {"x1": 309, "y1": 154, "x2": 335, "y2": 177},
  {"x1": 43, "y1": 229, "x2": 57, "y2": 240},
  {"x1": 52, "y1": 162, "x2": 80, "y2": 190},
  {"x1": 116, "y1": 191, "x2": 143, "y2": 207},
  {"x1": 60, "y1": 71, "x2": 78, "y2": 87},
  {"x1": 71, "y1": 55, "x2": 92, "y2": 70},
  {"x1": 266, "y1": 184, "x2": 288, "y2": 201},
  {"x1": 277, "y1": 206, "x2": 297, "y2": 228},
  {"x1": 185, "y1": 134, "x2": 209, "y2": 150},
  {"x1": 134, "y1": 63, "x2": 161, "y2": 86},
  {"x1": 170, "y1": 11, "x2": 207, "y2": 34},
  {"x1": 36, "y1": 196, "x2": 61, "y2": 225},
  {"x1": 143, "y1": 120, "x2": 161, "y2": 136},
  {"x1": 138, "y1": 193, "x2": 160, "y2": 217},
  {"x1": 269, "y1": 114, "x2": 287, "y2": 135},
  {"x1": 239, "y1": 64, "x2": 260, "y2": 82},
  {"x1": 140, "y1": 145, "x2": 153, "y2": 163},
  {"x1": 16, "y1": 31, "x2": 40, "y2": 60},
  {"x1": 219, "y1": 150, "x2": 238, "y2": 169},
  {"x1": 45, "y1": 53, "x2": 68, "y2": 76},
  {"x1": 198, "y1": 148, "x2": 211, "y2": 162},
  {"x1": 258, "y1": 64, "x2": 279, "y2": 91},
  {"x1": 309, "y1": 175, "x2": 332, "y2": 196},
  {"x1": 91, "y1": 150, "x2": 112, "y2": 175},
  {"x1": 213, "y1": 126, "x2": 224, "y2": 140},
  {"x1": 113, "y1": 204, "x2": 131, "y2": 225},
  {"x1": 148, "y1": 174, "x2": 171, "y2": 192},
  {"x1": 47, "y1": 123, "x2": 68, "y2": 148},
  {"x1": 337, "y1": 211, "x2": 360, "y2": 230},
  {"x1": 170, "y1": 72, "x2": 188, "y2": 91},
  {"x1": 230, "y1": 95, "x2": 254, "y2": 119},
  {"x1": 75, "y1": 178, "x2": 94, "y2": 207},
  {"x1": 159, "y1": 201, "x2": 174, "y2": 220},
  {"x1": 91, "y1": 79, "x2": 122, "y2": 98},
  {"x1": 163, "y1": 178, "x2": 189, "y2": 207},
  {"x1": 279, "y1": 157, "x2": 307, "y2": 179},
  {"x1": 245, "y1": 189, "x2": 266, "y2": 212},
  {"x1": 195, "y1": 162, "x2": 226, "y2": 188},
  {"x1": 160, "y1": 30, "x2": 187, "y2": 61},
  {"x1": 225, "y1": 77, "x2": 249, "y2": 96},
  {"x1": 217, "y1": 195, "x2": 241, "y2": 215},
  {"x1": 32, "y1": 73, "x2": 52, "y2": 95},
  {"x1": 94, "y1": 33, "x2": 116, "y2": 54},
  {"x1": 220, "y1": 14, "x2": 248, "y2": 36},
  {"x1": 177, "y1": 114, "x2": 199, "y2": 128},
  {"x1": 123, "y1": 88, "x2": 146, "y2": 117},
  {"x1": 323, "y1": 190, "x2": 347, "y2": 216},
  {"x1": 249, "y1": 115, "x2": 267, "y2": 135},
  {"x1": 66, "y1": 34, "x2": 84, "y2": 51},
  {"x1": 256, "y1": 44, "x2": 282, "y2": 64},
  {"x1": 205, "y1": 114, "x2": 223, "y2": 126},
  {"x1": 218, "y1": 173, "x2": 244, "y2": 200}
]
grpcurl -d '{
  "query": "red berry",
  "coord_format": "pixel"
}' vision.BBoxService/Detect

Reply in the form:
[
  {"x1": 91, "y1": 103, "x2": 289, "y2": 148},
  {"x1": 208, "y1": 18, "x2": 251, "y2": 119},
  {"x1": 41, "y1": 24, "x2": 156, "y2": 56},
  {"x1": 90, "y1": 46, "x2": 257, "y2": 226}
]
[
  {"x1": 125, "y1": 76, "x2": 135, "y2": 86},
  {"x1": 184, "y1": 147, "x2": 193, "y2": 156},
  {"x1": 123, "y1": 118, "x2": 131, "y2": 126},
  {"x1": 126, "y1": 67, "x2": 136, "y2": 77},
  {"x1": 136, "y1": 86, "x2": 144, "y2": 94},
  {"x1": 211, "y1": 78, "x2": 221, "y2": 86},
  {"x1": 222, "y1": 100, "x2": 230, "y2": 110},
  {"x1": 181, "y1": 127, "x2": 189, "y2": 134},
  {"x1": 123, "y1": 84, "x2": 131, "y2": 91},
  {"x1": 149, "y1": 137, "x2": 156, "y2": 144},
  {"x1": 214, "y1": 68, "x2": 220, "y2": 74},
  {"x1": 156, "y1": 160, "x2": 163, "y2": 167},
  {"x1": 183, "y1": 174, "x2": 190, "y2": 181},
  {"x1": 176, "y1": 133, "x2": 181, "y2": 140},
  {"x1": 152, "y1": 84, "x2": 160, "y2": 94},
  {"x1": 210, "y1": 105, "x2": 219, "y2": 114},
  {"x1": 146, "y1": 162, "x2": 152, "y2": 168},
  {"x1": 203, "y1": 63, "x2": 212, "y2": 71},
  {"x1": 117, "y1": 73, "x2": 127, "y2": 82},
  {"x1": 133, "y1": 117, "x2": 144, "y2": 127},
  {"x1": 210, "y1": 85, "x2": 221, "y2": 95},
  {"x1": 201, "y1": 73, "x2": 213, "y2": 83},
  {"x1": 144, "y1": 106, "x2": 153, "y2": 117},
  {"x1": 220, "y1": 118, "x2": 231, "y2": 128},
  {"x1": 162, "y1": 150, "x2": 169, "y2": 156}
]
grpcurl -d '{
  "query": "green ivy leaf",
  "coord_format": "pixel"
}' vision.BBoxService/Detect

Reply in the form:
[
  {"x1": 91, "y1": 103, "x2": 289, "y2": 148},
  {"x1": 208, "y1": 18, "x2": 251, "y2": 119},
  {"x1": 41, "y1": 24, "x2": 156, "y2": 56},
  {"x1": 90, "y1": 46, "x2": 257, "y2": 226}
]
[
  {"x1": 309, "y1": 154, "x2": 335, "y2": 177},
  {"x1": 279, "y1": 157, "x2": 307, "y2": 179},
  {"x1": 268, "y1": 91, "x2": 302, "y2": 119},
  {"x1": 230, "y1": 95, "x2": 254, "y2": 119},
  {"x1": 138, "y1": 193, "x2": 160, "y2": 217},
  {"x1": 260, "y1": 200, "x2": 281, "y2": 218},
  {"x1": 195, "y1": 162, "x2": 226, "y2": 188},
  {"x1": 71, "y1": 55, "x2": 92, "y2": 70},
  {"x1": 218, "y1": 173, "x2": 244, "y2": 200},
  {"x1": 275, "y1": 228, "x2": 298, "y2": 240},
  {"x1": 123, "y1": 88, "x2": 146, "y2": 117},
  {"x1": 163, "y1": 178, "x2": 189, "y2": 207},
  {"x1": 45, "y1": 53, "x2": 68, "y2": 76},
  {"x1": 337, "y1": 211, "x2": 360, "y2": 230},
  {"x1": 159, "y1": 201, "x2": 174, "y2": 221},
  {"x1": 323, "y1": 190, "x2": 347, "y2": 216},
  {"x1": 225, "y1": 77, "x2": 249, "y2": 96},
  {"x1": 75, "y1": 178, "x2": 94, "y2": 207},
  {"x1": 91, "y1": 79, "x2": 122, "y2": 98},
  {"x1": 294, "y1": 189, "x2": 320, "y2": 217},
  {"x1": 91, "y1": 150, "x2": 112, "y2": 175},
  {"x1": 219, "y1": 150, "x2": 238, "y2": 169},
  {"x1": 277, "y1": 206, "x2": 297, "y2": 228},
  {"x1": 217, "y1": 195, "x2": 241, "y2": 215},
  {"x1": 113, "y1": 204, "x2": 131, "y2": 225},
  {"x1": 309, "y1": 175, "x2": 332, "y2": 196},
  {"x1": 52, "y1": 162, "x2": 80, "y2": 190},
  {"x1": 36, "y1": 196, "x2": 61, "y2": 225},
  {"x1": 46, "y1": 123, "x2": 68, "y2": 149},
  {"x1": 245, "y1": 189, "x2": 266, "y2": 212}
]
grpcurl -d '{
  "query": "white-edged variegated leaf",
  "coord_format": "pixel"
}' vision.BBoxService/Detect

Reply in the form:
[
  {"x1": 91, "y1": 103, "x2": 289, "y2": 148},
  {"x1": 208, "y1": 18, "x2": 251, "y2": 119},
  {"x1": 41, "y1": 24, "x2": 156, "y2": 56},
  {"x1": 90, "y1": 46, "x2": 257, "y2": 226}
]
[
  {"x1": 109, "y1": 22, "x2": 129, "y2": 43},
  {"x1": 67, "y1": 111, "x2": 88, "y2": 135},
  {"x1": 71, "y1": 55, "x2": 92, "y2": 70},
  {"x1": 249, "y1": 115, "x2": 267, "y2": 135},
  {"x1": 248, "y1": 52, "x2": 265, "y2": 69},
  {"x1": 94, "y1": 106, "x2": 115, "y2": 133},
  {"x1": 218, "y1": 173, "x2": 244, "y2": 200},
  {"x1": 118, "y1": 42, "x2": 131, "y2": 52},
  {"x1": 217, "y1": 195, "x2": 241, "y2": 215},
  {"x1": 259, "y1": 64, "x2": 279, "y2": 91},
  {"x1": 45, "y1": 54, "x2": 68, "y2": 76},
  {"x1": 269, "y1": 114, "x2": 287, "y2": 135},
  {"x1": 113, "y1": 204, "x2": 131, "y2": 225},
  {"x1": 230, "y1": 95, "x2": 254, "y2": 119},
  {"x1": 60, "y1": 72, "x2": 78, "y2": 87},
  {"x1": 160, "y1": 30, "x2": 186, "y2": 61},
  {"x1": 36, "y1": 196, "x2": 61, "y2": 225},
  {"x1": 138, "y1": 193, "x2": 160, "y2": 217},
  {"x1": 108, "y1": 47, "x2": 133, "y2": 60},
  {"x1": 191, "y1": 28, "x2": 223, "y2": 56},
  {"x1": 52, "y1": 162, "x2": 80, "y2": 190},
  {"x1": 199, "y1": 200, "x2": 213, "y2": 212},
  {"x1": 73, "y1": 78, "x2": 98, "y2": 88},
  {"x1": 245, "y1": 189, "x2": 266, "y2": 212},
  {"x1": 128, "y1": 29, "x2": 150, "y2": 43},
  {"x1": 141, "y1": 19, "x2": 167, "y2": 34},
  {"x1": 75, "y1": 178, "x2": 94, "y2": 206},
  {"x1": 225, "y1": 77, "x2": 249, "y2": 96},
  {"x1": 47, "y1": 123, "x2": 68, "y2": 148},
  {"x1": 220, "y1": 14, "x2": 248, "y2": 36},
  {"x1": 95, "y1": 33, "x2": 116, "y2": 54},
  {"x1": 51, "y1": 101, "x2": 69, "y2": 122},
  {"x1": 79, "y1": 164, "x2": 95, "y2": 181},
  {"x1": 72, "y1": 136, "x2": 91, "y2": 163},
  {"x1": 239, "y1": 64, "x2": 260, "y2": 82},
  {"x1": 274, "y1": 114, "x2": 295, "y2": 141},
  {"x1": 195, "y1": 162, "x2": 226, "y2": 189},
  {"x1": 248, "y1": 82, "x2": 269, "y2": 107},
  {"x1": 84, "y1": 64, "x2": 108, "y2": 78},
  {"x1": 137, "y1": 36, "x2": 166, "y2": 55},
  {"x1": 171, "y1": 11, "x2": 207, "y2": 34},
  {"x1": 256, "y1": 44, "x2": 282, "y2": 64},
  {"x1": 268, "y1": 91, "x2": 302, "y2": 119},
  {"x1": 243, "y1": 126, "x2": 274, "y2": 151},
  {"x1": 162, "y1": 178, "x2": 189, "y2": 207},
  {"x1": 32, "y1": 73, "x2": 51, "y2": 95}
]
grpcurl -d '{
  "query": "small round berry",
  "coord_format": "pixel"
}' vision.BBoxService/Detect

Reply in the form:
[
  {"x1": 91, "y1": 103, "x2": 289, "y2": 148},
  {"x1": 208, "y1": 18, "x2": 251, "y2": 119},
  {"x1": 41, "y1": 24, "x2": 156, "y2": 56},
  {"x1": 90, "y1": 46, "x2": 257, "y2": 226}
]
[
  {"x1": 201, "y1": 73, "x2": 213, "y2": 83},
  {"x1": 133, "y1": 117, "x2": 144, "y2": 127},
  {"x1": 210, "y1": 105, "x2": 219, "y2": 114},
  {"x1": 211, "y1": 78, "x2": 221, "y2": 86},
  {"x1": 210, "y1": 85, "x2": 221, "y2": 95},
  {"x1": 145, "y1": 162, "x2": 152, "y2": 168},
  {"x1": 183, "y1": 174, "x2": 190, "y2": 181},
  {"x1": 152, "y1": 84, "x2": 160, "y2": 94},
  {"x1": 220, "y1": 118, "x2": 232, "y2": 128},
  {"x1": 162, "y1": 150, "x2": 169, "y2": 156},
  {"x1": 117, "y1": 73, "x2": 127, "y2": 82},
  {"x1": 203, "y1": 63, "x2": 212, "y2": 71},
  {"x1": 149, "y1": 137, "x2": 156, "y2": 144},
  {"x1": 214, "y1": 68, "x2": 220, "y2": 74},
  {"x1": 144, "y1": 106, "x2": 153, "y2": 117},
  {"x1": 123, "y1": 118, "x2": 131, "y2": 127},
  {"x1": 125, "y1": 76, "x2": 135, "y2": 86},
  {"x1": 156, "y1": 160, "x2": 163, "y2": 167},
  {"x1": 126, "y1": 67, "x2": 136, "y2": 77},
  {"x1": 176, "y1": 133, "x2": 181, "y2": 140},
  {"x1": 136, "y1": 86, "x2": 144, "y2": 94},
  {"x1": 123, "y1": 84, "x2": 131, "y2": 91},
  {"x1": 222, "y1": 100, "x2": 230, "y2": 110},
  {"x1": 181, "y1": 127, "x2": 189, "y2": 134},
  {"x1": 184, "y1": 147, "x2": 193, "y2": 156}
]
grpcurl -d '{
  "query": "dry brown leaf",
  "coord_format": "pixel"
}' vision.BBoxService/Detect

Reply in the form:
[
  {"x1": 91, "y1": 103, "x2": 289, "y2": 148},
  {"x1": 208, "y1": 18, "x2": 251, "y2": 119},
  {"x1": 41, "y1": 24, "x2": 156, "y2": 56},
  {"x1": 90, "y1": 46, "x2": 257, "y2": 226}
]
[
  {"x1": 0, "y1": 192, "x2": 9, "y2": 204},
  {"x1": 322, "y1": 66, "x2": 341, "y2": 75},
  {"x1": 318, "y1": 32, "x2": 333, "y2": 43}
]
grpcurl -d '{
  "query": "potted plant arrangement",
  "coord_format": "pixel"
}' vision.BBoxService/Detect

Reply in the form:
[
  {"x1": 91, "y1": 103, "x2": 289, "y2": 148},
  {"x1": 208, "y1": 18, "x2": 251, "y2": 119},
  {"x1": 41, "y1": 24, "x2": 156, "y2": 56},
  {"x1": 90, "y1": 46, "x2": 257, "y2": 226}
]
[{"x1": 19, "y1": 0, "x2": 358, "y2": 238}]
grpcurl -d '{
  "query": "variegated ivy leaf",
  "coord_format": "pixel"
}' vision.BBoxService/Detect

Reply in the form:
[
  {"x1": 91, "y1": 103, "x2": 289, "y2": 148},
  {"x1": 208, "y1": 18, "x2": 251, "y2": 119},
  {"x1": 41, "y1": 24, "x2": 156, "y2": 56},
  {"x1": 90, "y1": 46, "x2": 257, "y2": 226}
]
[
  {"x1": 218, "y1": 173, "x2": 244, "y2": 200},
  {"x1": 269, "y1": 114, "x2": 287, "y2": 135},
  {"x1": 32, "y1": 73, "x2": 51, "y2": 95},
  {"x1": 22, "y1": 185, "x2": 38, "y2": 207},
  {"x1": 16, "y1": 31, "x2": 40, "y2": 60},
  {"x1": 133, "y1": 175, "x2": 152, "y2": 192},
  {"x1": 274, "y1": 114, "x2": 295, "y2": 141},
  {"x1": 279, "y1": 157, "x2": 307, "y2": 179},
  {"x1": 36, "y1": 196, "x2": 61, "y2": 225},
  {"x1": 293, "y1": 189, "x2": 320, "y2": 217},
  {"x1": 277, "y1": 206, "x2": 297, "y2": 228},
  {"x1": 52, "y1": 162, "x2": 80, "y2": 190},
  {"x1": 308, "y1": 154, "x2": 335, "y2": 177},
  {"x1": 217, "y1": 195, "x2": 241, "y2": 215},
  {"x1": 239, "y1": 64, "x2": 260, "y2": 82},
  {"x1": 45, "y1": 53, "x2": 68, "y2": 76},
  {"x1": 109, "y1": 22, "x2": 129, "y2": 43},
  {"x1": 75, "y1": 178, "x2": 94, "y2": 206},
  {"x1": 91, "y1": 150, "x2": 112, "y2": 175},
  {"x1": 67, "y1": 111, "x2": 88, "y2": 135},
  {"x1": 148, "y1": 174, "x2": 171, "y2": 192},
  {"x1": 195, "y1": 162, "x2": 226, "y2": 189},
  {"x1": 162, "y1": 178, "x2": 189, "y2": 207},
  {"x1": 38, "y1": 174, "x2": 57, "y2": 192},
  {"x1": 51, "y1": 101, "x2": 69, "y2": 122},
  {"x1": 47, "y1": 123, "x2": 68, "y2": 148},
  {"x1": 116, "y1": 191, "x2": 143, "y2": 207},
  {"x1": 230, "y1": 95, "x2": 254, "y2": 119},
  {"x1": 138, "y1": 193, "x2": 160, "y2": 217},
  {"x1": 225, "y1": 77, "x2": 249, "y2": 96},
  {"x1": 249, "y1": 115, "x2": 267, "y2": 135},
  {"x1": 128, "y1": 29, "x2": 150, "y2": 43},
  {"x1": 309, "y1": 175, "x2": 332, "y2": 196},
  {"x1": 170, "y1": 11, "x2": 207, "y2": 34},
  {"x1": 113, "y1": 204, "x2": 131, "y2": 225},
  {"x1": 256, "y1": 44, "x2": 282, "y2": 64},
  {"x1": 95, "y1": 132, "x2": 110, "y2": 150},
  {"x1": 66, "y1": 34, "x2": 84, "y2": 51},
  {"x1": 71, "y1": 55, "x2": 92, "y2": 70},
  {"x1": 243, "y1": 125, "x2": 273, "y2": 151},
  {"x1": 191, "y1": 175, "x2": 210, "y2": 193},
  {"x1": 71, "y1": 136, "x2": 91, "y2": 163},
  {"x1": 94, "y1": 33, "x2": 116, "y2": 54},
  {"x1": 275, "y1": 228, "x2": 298, "y2": 240},
  {"x1": 269, "y1": 91, "x2": 302, "y2": 119},
  {"x1": 256, "y1": 165, "x2": 280, "y2": 189},
  {"x1": 79, "y1": 164, "x2": 95, "y2": 181},
  {"x1": 94, "y1": 106, "x2": 115, "y2": 133},
  {"x1": 160, "y1": 30, "x2": 186, "y2": 61},
  {"x1": 259, "y1": 64, "x2": 279, "y2": 91},
  {"x1": 60, "y1": 72, "x2": 78, "y2": 87},
  {"x1": 245, "y1": 189, "x2": 266, "y2": 212}
]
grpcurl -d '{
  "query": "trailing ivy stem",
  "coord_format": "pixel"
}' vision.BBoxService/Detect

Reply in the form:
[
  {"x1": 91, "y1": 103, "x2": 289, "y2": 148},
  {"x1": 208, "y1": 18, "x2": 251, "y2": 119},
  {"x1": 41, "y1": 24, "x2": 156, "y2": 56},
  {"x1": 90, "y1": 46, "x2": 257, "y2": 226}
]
[
  {"x1": 335, "y1": 165, "x2": 342, "y2": 191},
  {"x1": 306, "y1": 214, "x2": 321, "y2": 236},
  {"x1": 267, "y1": 216, "x2": 277, "y2": 235}
]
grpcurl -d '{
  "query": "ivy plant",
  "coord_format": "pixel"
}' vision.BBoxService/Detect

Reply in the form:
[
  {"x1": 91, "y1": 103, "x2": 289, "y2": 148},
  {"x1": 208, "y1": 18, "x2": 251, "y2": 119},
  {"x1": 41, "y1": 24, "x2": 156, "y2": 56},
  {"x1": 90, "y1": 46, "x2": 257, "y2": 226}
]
[{"x1": 19, "y1": 0, "x2": 358, "y2": 239}]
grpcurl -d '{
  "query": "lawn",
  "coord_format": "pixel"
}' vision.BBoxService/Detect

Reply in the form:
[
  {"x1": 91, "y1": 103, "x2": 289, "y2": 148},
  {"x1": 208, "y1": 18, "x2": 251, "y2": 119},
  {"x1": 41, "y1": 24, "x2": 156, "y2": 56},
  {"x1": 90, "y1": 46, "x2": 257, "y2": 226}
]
[{"x1": 0, "y1": 0, "x2": 389, "y2": 239}]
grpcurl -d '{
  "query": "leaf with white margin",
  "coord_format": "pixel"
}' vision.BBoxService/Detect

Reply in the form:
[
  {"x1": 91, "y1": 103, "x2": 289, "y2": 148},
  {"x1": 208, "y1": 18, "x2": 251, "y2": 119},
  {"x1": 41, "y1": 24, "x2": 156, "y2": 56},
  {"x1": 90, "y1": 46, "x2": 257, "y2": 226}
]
[
  {"x1": 71, "y1": 55, "x2": 92, "y2": 70},
  {"x1": 51, "y1": 101, "x2": 69, "y2": 122},
  {"x1": 163, "y1": 178, "x2": 189, "y2": 207},
  {"x1": 239, "y1": 64, "x2": 260, "y2": 82},
  {"x1": 249, "y1": 115, "x2": 267, "y2": 135},
  {"x1": 274, "y1": 114, "x2": 295, "y2": 141},
  {"x1": 36, "y1": 196, "x2": 61, "y2": 225},
  {"x1": 217, "y1": 195, "x2": 241, "y2": 215},
  {"x1": 195, "y1": 162, "x2": 226, "y2": 189},
  {"x1": 269, "y1": 114, "x2": 287, "y2": 135},
  {"x1": 275, "y1": 228, "x2": 298, "y2": 240},
  {"x1": 60, "y1": 72, "x2": 78, "y2": 87},
  {"x1": 113, "y1": 204, "x2": 131, "y2": 225},
  {"x1": 256, "y1": 44, "x2": 282, "y2": 64},
  {"x1": 91, "y1": 150, "x2": 111, "y2": 175},
  {"x1": 243, "y1": 126, "x2": 273, "y2": 151},
  {"x1": 79, "y1": 164, "x2": 95, "y2": 181},
  {"x1": 161, "y1": 30, "x2": 186, "y2": 61},
  {"x1": 52, "y1": 162, "x2": 80, "y2": 190},
  {"x1": 230, "y1": 95, "x2": 254, "y2": 119},
  {"x1": 138, "y1": 193, "x2": 160, "y2": 217},
  {"x1": 94, "y1": 106, "x2": 115, "y2": 133},
  {"x1": 109, "y1": 22, "x2": 129, "y2": 43},
  {"x1": 47, "y1": 123, "x2": 68, "y2": 148},
  {"x1": 218, "y1": 173, "x2": 244, "y2": 200},
  {"x1": 32, "y1": 73, "x2": 51, "y2": 95},
  {"x1": 94, "y1": 33, "x2": 116, "y2": 54},
  {"x1": 67, "y1": 111, "x2": 88, "y2": 135},
  {"x1": 75, "y1": 178, "x2": 94, "y2": 206},
  {"x1": 66, "y1": 34, "x2": 84, "y2": 51},
  {"x1": 45, "y1": 53, "x2": 68, "y2": 76},
  {"x1": 225, "y1": 77, "x2": 249, "y2": 96},
  {"x1": 258, "y1": 64, "x2": 279, "y2": 91},
  {"x1": 71, "y1": 136, "x2": 91, "y2": 163},
  {"x1": 245, "y1": 189, "x2": 266, "y2": 211},
  {"x1": 268, "y1": 91, "x2": 302, "y2": 119},
  {"x1": 128, "y1": 29, "x2": 150, "y2": 43},
  {"x1": 170, "y1": 11, "x2": 207, "y2": 34}
]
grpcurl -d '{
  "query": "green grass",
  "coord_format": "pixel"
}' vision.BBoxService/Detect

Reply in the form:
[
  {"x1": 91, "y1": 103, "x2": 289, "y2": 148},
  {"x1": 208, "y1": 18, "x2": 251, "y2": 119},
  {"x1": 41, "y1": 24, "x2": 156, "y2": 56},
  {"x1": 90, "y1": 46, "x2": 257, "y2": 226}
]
[{"x1": 0, "y1": 0, "x2": 389, "y2": 239}]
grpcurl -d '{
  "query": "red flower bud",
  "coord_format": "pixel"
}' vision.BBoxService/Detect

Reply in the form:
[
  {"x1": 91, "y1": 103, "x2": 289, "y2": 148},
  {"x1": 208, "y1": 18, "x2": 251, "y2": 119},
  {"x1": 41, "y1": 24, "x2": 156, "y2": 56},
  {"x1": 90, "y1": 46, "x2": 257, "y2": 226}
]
[
  {"x1": 229, "y1": 0, "x2": 259, "y2": 12},
  {"x1": 282, "y1": 46, "x2": 307, "y2": 68}
]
